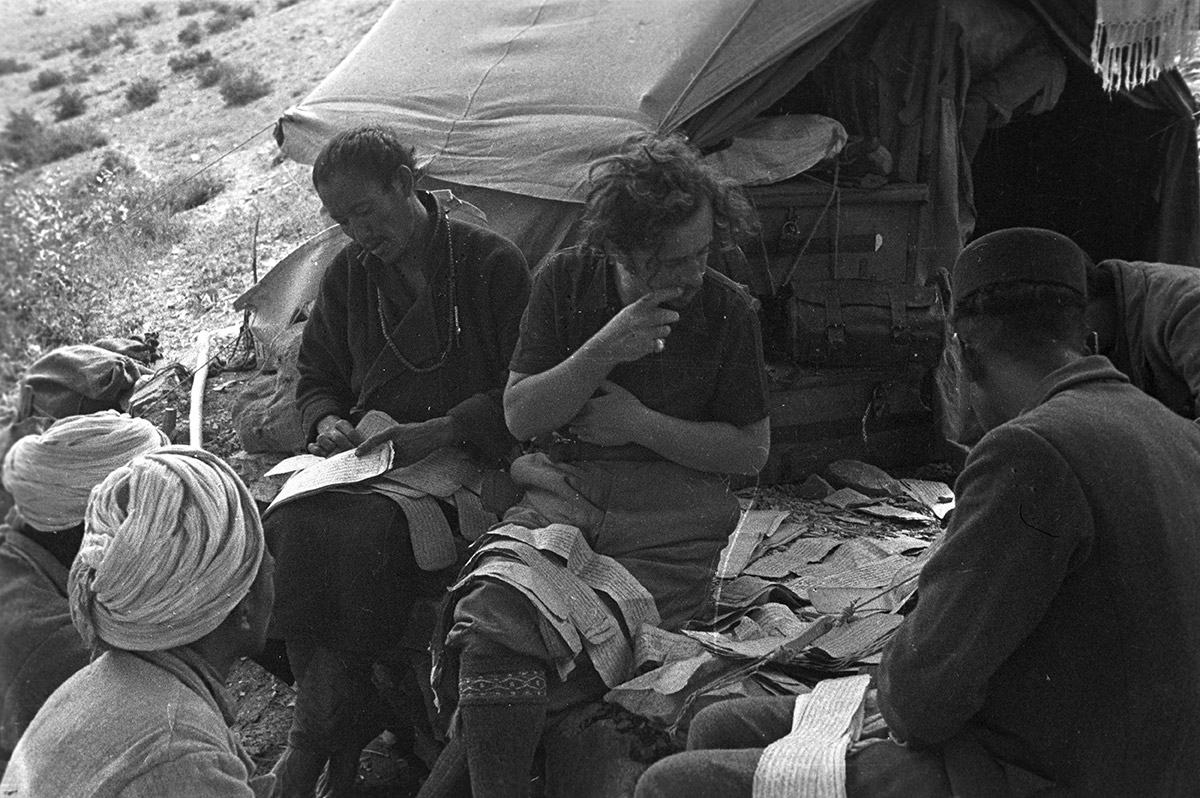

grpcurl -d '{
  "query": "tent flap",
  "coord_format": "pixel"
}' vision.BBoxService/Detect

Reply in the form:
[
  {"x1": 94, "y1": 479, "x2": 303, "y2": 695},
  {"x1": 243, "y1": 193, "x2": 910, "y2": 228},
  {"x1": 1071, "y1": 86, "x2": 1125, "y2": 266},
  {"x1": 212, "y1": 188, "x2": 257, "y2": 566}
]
[{"x1": 278, "y1": 0, "x2": 870, "y2": 204}]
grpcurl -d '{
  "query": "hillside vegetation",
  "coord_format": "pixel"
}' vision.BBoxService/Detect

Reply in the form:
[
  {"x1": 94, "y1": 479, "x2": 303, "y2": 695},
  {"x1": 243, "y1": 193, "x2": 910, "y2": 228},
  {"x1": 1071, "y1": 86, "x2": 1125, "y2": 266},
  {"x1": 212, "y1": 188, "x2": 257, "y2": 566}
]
[{"x1": 0, "y1": 0, "x2": 389, "y2": 407}]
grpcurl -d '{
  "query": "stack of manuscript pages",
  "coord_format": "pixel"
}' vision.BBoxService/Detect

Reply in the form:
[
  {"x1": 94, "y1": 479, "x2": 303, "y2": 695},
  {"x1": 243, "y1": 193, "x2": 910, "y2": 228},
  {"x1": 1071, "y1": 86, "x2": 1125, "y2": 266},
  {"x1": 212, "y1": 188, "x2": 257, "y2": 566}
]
[{"x1": 605, "y1": 460, "x2": 953, "y2": 734}]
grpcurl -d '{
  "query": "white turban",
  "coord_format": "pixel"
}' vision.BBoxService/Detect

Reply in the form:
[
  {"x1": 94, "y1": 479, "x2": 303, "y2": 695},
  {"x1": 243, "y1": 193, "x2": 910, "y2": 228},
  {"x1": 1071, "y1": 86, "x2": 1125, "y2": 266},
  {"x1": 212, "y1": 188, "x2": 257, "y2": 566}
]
[
  {"x1": 2, "y1": 411, "x2": 169, "y2": 532},
  {"x1": 69, "y1": 445, "x2": 265, "y2": 652}
]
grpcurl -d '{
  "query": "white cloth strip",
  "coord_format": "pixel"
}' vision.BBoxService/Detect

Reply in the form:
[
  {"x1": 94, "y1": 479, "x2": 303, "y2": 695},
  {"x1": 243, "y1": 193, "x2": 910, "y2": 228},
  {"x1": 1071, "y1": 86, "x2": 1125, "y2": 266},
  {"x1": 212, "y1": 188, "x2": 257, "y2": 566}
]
[{"x1": 753, "y1": 673, "x2": 872, "y2": 798}]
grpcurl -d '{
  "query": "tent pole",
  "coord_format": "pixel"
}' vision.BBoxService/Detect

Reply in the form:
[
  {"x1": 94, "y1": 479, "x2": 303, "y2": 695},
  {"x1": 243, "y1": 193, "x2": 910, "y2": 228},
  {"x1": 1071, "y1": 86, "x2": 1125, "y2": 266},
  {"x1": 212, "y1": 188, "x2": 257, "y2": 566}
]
[{"x1": 189, "y1": 330, "x2": 211, "y2": 448}]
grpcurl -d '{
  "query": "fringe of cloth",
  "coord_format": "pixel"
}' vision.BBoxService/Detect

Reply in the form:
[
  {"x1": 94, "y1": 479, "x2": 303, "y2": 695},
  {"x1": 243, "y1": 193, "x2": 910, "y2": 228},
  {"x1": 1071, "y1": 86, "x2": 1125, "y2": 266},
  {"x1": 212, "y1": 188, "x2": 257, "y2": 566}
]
[{"x1": 1092, "y1": 0, "x2": 1200, "y2": 91}]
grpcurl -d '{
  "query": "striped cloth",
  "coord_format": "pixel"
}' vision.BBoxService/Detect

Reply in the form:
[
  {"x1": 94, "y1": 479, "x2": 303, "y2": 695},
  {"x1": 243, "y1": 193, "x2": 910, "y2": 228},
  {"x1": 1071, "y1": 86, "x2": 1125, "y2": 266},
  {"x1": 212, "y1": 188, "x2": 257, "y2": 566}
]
[
  {"x1": 1093, "y1": 0, "x2": 1200, "y2": 90},
  {"x1": 69, "y1": 446, "x2": 264, "y2": 652},
  {"x1": 2, "y1": 411, "x2": 168, "y2": 532},
  {"x1": 753, "y1": 674, "x2": 872, "y2": 798}
]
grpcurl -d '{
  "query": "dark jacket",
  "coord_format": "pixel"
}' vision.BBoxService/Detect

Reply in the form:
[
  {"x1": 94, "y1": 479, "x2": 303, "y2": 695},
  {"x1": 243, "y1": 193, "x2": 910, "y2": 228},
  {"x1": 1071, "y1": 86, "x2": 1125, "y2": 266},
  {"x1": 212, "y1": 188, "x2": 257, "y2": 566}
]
[
  {"x1": 0, "y1": 525, "x2": 89, "y2": 766},
  {"x1": 296, "y1": 191, "x2": 531, "y2": 463},
  {"x1": 1102, "y1": 258, "x2": 1200, "y2": 418},
  {"x1": 878, "y1": 356, "x2": 1200, "y2": 796}
]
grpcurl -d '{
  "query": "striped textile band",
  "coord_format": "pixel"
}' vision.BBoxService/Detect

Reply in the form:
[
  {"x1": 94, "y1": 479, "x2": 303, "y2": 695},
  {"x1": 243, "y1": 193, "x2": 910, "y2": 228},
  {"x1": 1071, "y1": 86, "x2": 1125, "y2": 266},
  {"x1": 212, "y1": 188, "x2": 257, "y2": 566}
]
[{"x1": 459, "y1": 670, "x2": 548, "y2": 705}]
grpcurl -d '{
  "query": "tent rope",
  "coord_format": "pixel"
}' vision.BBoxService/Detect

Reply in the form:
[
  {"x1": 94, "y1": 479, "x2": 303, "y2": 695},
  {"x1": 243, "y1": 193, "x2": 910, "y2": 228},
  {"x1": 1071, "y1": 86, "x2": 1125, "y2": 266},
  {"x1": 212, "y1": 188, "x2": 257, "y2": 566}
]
[{"x1": 111, "y1": 121, "x2": 274, "y2": 231}]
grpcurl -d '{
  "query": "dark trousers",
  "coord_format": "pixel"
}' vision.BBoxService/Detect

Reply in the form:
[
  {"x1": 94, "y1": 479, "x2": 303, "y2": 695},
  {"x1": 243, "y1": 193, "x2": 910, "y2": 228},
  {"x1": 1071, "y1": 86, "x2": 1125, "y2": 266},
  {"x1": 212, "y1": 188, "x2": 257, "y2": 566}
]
[
  {"x1": 265, "y1": 491, "x2": 458, "y2": 797},
  {"x1": 635, "y1": 696, "x2": 953, "y2": 798}
]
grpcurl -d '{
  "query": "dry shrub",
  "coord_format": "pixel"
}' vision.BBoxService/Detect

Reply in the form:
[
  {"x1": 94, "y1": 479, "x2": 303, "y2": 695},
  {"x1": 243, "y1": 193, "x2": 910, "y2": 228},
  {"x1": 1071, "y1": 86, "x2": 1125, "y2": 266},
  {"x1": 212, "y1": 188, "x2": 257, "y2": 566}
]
[
  {"x1": 196, "y1": 59, "x2": 231, "y2": 88},
  {"x1": 115, "y1": 29, "x2": 139, "y2": 52},
  {"x1": 178, "y1": 19, "x2": 204, "y2": 46},
  {"x1": 0, "y1": 157, "x2": 188, "y2": 393},
  {"x1": 218, "y1": 64, "x2": 272, "y2": 106},
  {"x1": 29, "y1": 69, "x2": 67, "y2": 92},
  {"x1": 70, "y1": 22, "x2": 117, "y2": 57},
  {"x1": 168, "y1": 49, "x2": 214, "y2": 73},
  {"x1": 125, "y1": 77, "x2": 161, "y2": 110},
  {"x1": 178, "y1": 0, "x2": 210, "y2": 16},
  {"x1": 0, "y1": 166, "x2": 101, "y2": 386},
  {"x1": 165, "y1": 171, "x2": 226, "y2": 213},
  {"x1": 51, "y1": 88, "x2": 87, "y2": 121},
  {"x1": 0, "y1": 58, "x2": 31, "y2": 76},
  {"x1": 0, "y1": 110, "x2": 108, "y2": 171}
]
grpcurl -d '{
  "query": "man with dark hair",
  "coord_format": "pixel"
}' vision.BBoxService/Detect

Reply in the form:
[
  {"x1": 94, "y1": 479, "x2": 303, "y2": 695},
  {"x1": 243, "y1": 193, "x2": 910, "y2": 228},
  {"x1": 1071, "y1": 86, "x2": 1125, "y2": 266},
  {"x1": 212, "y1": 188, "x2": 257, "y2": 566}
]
[
  {"x1": 418, "y1": 133, "x2": 770, "y2": 798},
  {"x1": 264, "y1": 126, "x2": 531, "y2": 796},
  {"x1": 1085, "y1": 257, "x2": 1200, "y2": 419},
  {"x1": 637, "y1": 227, "x2": 1200, "y2": 797}
]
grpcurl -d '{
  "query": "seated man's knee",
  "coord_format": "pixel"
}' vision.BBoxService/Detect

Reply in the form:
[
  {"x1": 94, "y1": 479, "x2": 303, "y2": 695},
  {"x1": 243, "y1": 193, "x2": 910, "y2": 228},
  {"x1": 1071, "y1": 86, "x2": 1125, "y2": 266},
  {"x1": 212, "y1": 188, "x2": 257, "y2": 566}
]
[
  {"x1": 846, "y1": 740, "x2": 952, "y2": 798},
  {"x1": 636, "y1": 749, "x2": 759, "y2": 798},
  {"x1": 687, "y1": 696, "x2": 796, "y2": 750}
]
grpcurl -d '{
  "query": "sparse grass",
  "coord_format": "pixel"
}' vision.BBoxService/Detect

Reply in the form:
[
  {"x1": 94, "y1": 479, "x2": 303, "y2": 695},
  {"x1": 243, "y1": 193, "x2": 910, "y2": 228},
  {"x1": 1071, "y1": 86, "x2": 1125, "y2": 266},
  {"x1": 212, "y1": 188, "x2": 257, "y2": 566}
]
[
  {"x1": 51, "y1": 88, "x2": 87, "y2": 122},
  {"x1": 214, "y1": 2, "x2": 256, "y2": 18},
  {"x1": 125, "y1": 77, "x2": 162, "y2": 110},
  {"x1": 217, "y1": 64, "x2": 272, "y2": 106},
  {"x1": 205, "y1": 13, "x2": 238, "y2": 34},
  {"x1": 168, "y1": 49, "x2": 214, "y2": 73},
  {"x1": 63, "y1": 8, "x2": 164, "y2": 59},
  {"x1": 73, "y1": 63, "x2": 105, "y2": 83},
  {"x1": 70, "y1": 22, "x2": 118, "y2": 58},
  {"x1": 29, "y1": 69, "x2": 67, "y2": 92},
  {"x1": 178, "y1": 20, "x2": 204, "y2": 46},
  {"x1": 0, "y1": 58, "x2": 31, "y2": 77},
  {"x1": 205, "y1": 2, "x2": 256, "y2": 33}
]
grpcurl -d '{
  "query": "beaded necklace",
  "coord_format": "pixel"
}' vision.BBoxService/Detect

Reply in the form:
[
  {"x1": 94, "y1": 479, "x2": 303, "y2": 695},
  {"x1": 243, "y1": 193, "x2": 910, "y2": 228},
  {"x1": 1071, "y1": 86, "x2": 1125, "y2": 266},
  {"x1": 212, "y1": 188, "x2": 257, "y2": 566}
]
[{"x1": 375, "y1": 209, "x2": 461, "y2": 373}]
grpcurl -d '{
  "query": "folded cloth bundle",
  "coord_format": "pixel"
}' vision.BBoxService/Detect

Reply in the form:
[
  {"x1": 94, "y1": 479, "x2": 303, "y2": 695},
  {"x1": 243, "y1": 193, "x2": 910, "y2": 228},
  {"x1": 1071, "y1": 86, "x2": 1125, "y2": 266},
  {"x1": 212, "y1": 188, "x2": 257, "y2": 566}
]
[
  {"x1": 69, "y1": 446, "x2": 264, "y2": 652},
  {"x1": 2, "y1": 411, "x2": 168, "y2": 532}
]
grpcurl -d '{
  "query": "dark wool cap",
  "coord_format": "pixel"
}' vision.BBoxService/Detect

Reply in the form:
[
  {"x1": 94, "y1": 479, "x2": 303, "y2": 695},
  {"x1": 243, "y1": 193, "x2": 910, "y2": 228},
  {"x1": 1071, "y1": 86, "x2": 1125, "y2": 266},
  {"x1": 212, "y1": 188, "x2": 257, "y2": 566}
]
[{"x1": 953, "y1": 227, "x2": 1089, "y2": 305}]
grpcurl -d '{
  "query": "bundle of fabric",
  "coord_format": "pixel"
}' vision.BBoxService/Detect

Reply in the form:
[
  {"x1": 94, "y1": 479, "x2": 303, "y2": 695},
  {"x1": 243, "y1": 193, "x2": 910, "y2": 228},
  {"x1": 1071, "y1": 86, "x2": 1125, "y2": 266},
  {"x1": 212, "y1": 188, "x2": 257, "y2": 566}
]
[
  {"x1": 1092, "y1": 0, "x2": 1200, "y2": 90},
  {"x1": 18, "y1": 344, "x2": 143, "y2": 421},
  {"x1": 69, "y1": 445, "x2": 265, "y2": 651},
  {"x1": 2, "y1": 411, "x2": 168, "y2": 532}
]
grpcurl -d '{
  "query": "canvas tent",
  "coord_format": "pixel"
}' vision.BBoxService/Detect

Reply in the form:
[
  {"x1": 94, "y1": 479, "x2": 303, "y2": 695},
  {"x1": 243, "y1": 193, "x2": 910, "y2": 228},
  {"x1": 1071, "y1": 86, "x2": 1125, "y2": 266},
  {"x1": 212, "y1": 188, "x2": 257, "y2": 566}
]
[
  {"x1": 243, "y1": 0, "x2": 1200, "y2": 471},
  {"x1": 271, "y1": 0, "x2": 1199, "y2": 268},
  {"x1": 274, "y1": 0, "x2": 875, "y2": 264}
]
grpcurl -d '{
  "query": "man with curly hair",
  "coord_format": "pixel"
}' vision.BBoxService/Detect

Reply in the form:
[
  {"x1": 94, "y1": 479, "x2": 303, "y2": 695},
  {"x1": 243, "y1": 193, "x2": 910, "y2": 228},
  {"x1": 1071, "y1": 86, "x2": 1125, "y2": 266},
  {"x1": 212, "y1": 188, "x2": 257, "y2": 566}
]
[{"x1": 416, "y1": 133, "x2": 770, "y2": 798}]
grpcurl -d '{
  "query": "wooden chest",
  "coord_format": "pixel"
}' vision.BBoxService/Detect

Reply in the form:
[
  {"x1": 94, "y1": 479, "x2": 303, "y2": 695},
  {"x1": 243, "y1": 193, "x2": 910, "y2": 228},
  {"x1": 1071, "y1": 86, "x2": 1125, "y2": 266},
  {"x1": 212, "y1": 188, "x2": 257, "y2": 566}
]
[{"x1": 741, "y1": 181, "x2": 929, "y2": 289}]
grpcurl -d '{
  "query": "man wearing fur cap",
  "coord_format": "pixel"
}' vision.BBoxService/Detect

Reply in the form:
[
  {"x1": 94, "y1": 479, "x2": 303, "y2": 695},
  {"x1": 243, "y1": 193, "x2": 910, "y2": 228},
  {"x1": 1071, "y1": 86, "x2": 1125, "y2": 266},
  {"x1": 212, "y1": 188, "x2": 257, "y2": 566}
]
[{"x1": 421, "y1": 132, "x2": 769, "y2": 798}]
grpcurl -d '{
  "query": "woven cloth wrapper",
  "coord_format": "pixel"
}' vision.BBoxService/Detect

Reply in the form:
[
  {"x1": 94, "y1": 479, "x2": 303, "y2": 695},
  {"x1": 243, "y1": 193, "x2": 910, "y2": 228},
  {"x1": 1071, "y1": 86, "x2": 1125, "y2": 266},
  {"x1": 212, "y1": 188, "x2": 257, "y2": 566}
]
[
  {"x1": 69, "y1": 445, "x2": 265, "y2": 652},
  {"x1": 1093, "y1": 0, "x2": 1200, "y2": 91},
  {"x1": 753, "y1": 673, "x2": 872, "y2": 798},
  {"x1": 2, "y1": 411, "x2": 168, "y2": 532}
]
